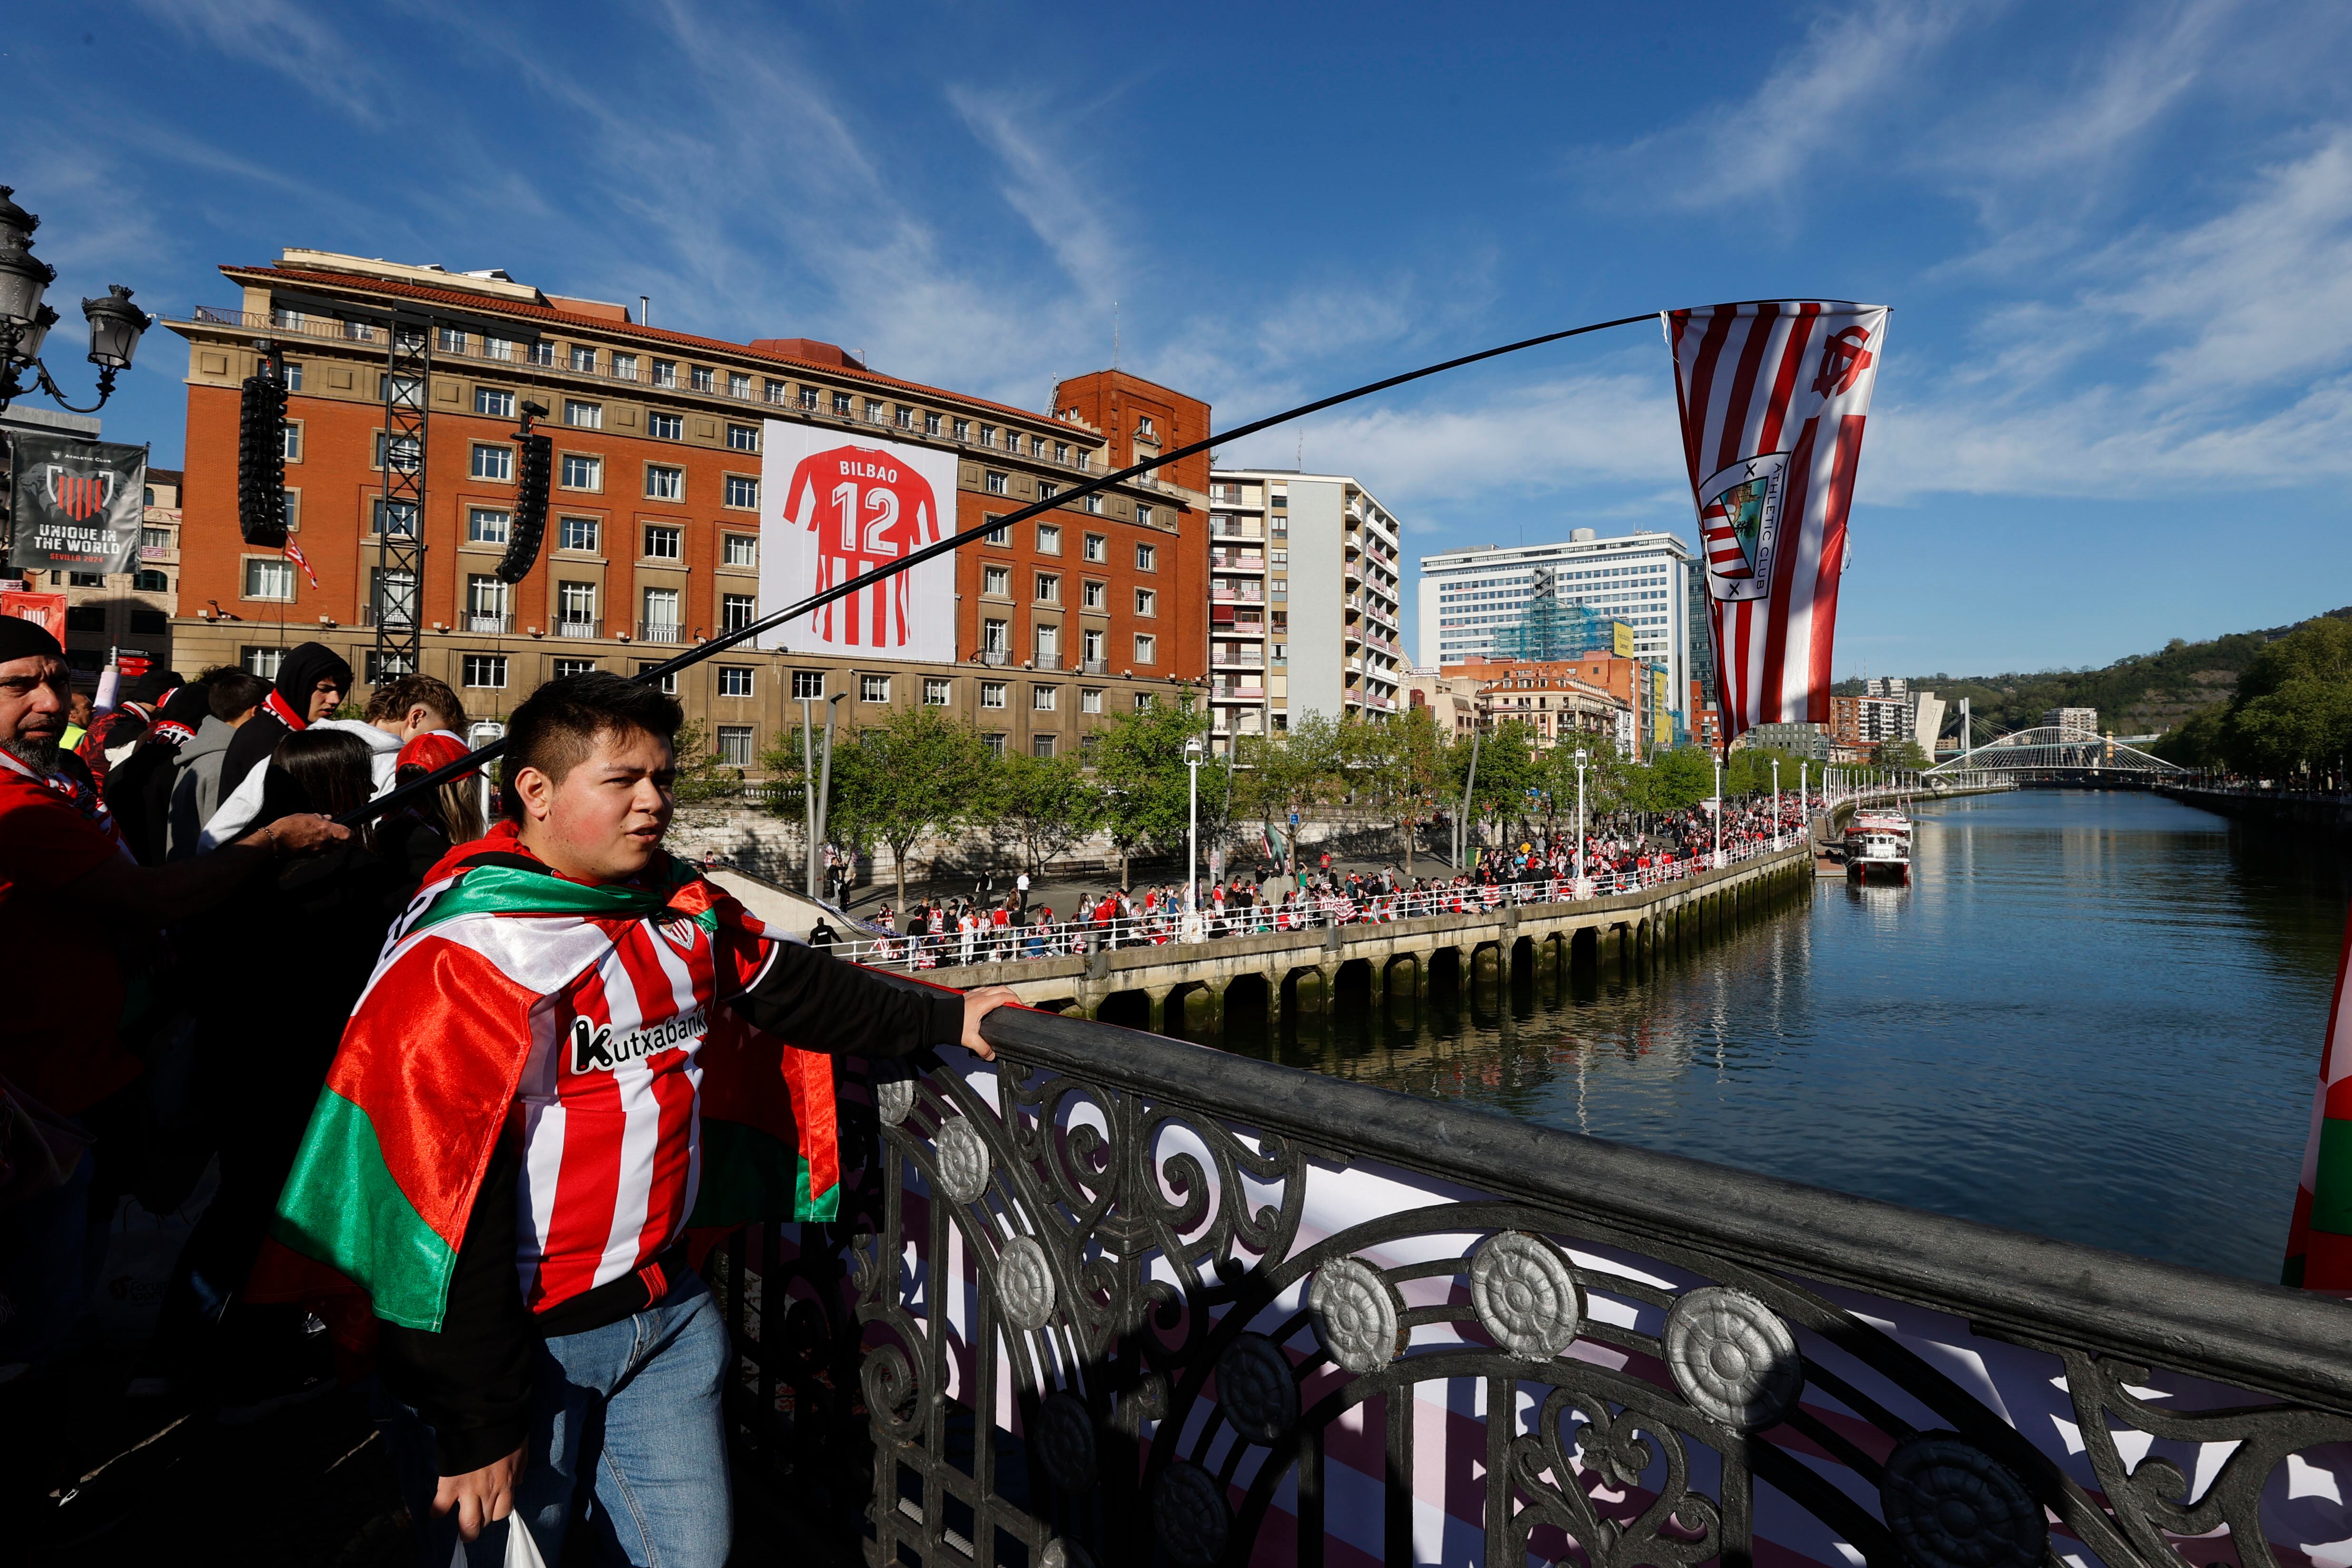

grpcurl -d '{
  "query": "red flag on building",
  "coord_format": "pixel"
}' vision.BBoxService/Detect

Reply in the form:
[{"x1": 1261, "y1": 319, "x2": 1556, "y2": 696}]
[
  {"x1": 2284, "y1": 918, "x2": 2352, "y2": 1288},
  {"x1": 1665, "y1": 302, "x2": 1888, "y2": 745}
]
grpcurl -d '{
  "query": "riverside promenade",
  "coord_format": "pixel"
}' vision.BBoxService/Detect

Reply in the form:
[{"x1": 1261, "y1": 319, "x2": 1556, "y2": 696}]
[{"x1": 903, "y1": 843, "x2": 1814, "y2": 1031}]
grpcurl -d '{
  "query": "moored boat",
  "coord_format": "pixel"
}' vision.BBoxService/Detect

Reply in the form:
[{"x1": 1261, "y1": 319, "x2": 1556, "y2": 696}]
[{"x1": 1845, "y1": 811, "x2": 1911, "y2": 882}]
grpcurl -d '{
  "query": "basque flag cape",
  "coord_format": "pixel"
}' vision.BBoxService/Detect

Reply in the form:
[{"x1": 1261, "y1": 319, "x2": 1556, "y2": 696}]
[
  {"x1": 254, "y1": 824, "x2": 840, "y2": 1334},
  {"x1": 1666, "y1": 301, "x2": 1888, "y2": 745},
  {"x1": 2284, "y1": 916, "x2": 2352, "y2": 1288}
]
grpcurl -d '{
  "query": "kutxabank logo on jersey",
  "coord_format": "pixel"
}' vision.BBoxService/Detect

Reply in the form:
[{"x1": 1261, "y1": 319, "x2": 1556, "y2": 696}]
[{"x1": 1698, "y1": 451, "x2": 1786, "y2": 603}]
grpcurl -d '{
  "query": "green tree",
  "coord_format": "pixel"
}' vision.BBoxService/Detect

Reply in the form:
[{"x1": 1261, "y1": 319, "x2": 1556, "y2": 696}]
[
  {"x1": 1876, "y1": 739, "x2": 1932, "y2": 774},
  {"x1": 1092, "y1": 698, "x2": 1210, "y2": 889},
  {"x1": 1447, "y1": 719, "x2": 1538, "y2": 850},
  {"x1": 2219, "y1": 619, "x2": 2352, "y2": 777},
  {"x1": 989, "y1": 750, "x2": 1105, "y2": 879},
  {"x1": 824, "y1": 706, "x2": 992, "y2": 910},
  {"x1": 1346, "y1": 709, "x2": 1450, "y2": 876},
  {"x1": 1646, "y1": 746, "x2": 1716, "y2": 810},
  {"x1": 1234, "y1": 713, "x2": 1346, "y2": 872}
]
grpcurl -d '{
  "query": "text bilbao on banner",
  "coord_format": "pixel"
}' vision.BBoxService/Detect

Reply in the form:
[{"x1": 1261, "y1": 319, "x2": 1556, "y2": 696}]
[{"x1": 754, "y1": 423, "x2": 959, "y2": 664}]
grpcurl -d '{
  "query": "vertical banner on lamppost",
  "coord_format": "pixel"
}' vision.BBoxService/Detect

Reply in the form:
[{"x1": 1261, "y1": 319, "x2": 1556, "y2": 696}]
[
  {"x1": 757, "y1": 422, "x2": 957, "y2": 662},
  {"x1": 7, "y1": 432, "x2": 148, "y2": 575},
  {"x1": 1665, "y1": 301, "x2": 1887, "y2": 746}
]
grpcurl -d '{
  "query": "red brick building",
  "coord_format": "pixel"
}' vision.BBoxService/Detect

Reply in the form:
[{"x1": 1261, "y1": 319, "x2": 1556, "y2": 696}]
[{"x1": 166, "y1": 251, "x2": 1210, "y2": 765}]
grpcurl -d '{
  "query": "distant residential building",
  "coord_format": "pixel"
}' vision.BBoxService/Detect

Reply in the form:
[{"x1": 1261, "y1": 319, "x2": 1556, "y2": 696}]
[
  {"x1": 1403, "y1": 666, "x2": 1480, "y2": 739},
  {"x1": 1688, "y1": 680, "x2": 1721, "y2": 752},
  {"x1": 2043, "y1": 706, "x2": 2098, "y2": 735},
  {"x1": 1451, "y1": 653, "x2": 1651, "y2": 757},
  {"x1": 1473, "y1": 667, "x2": 1627, "y2": 750},
  {"x1": 1864, "y1": 676, "x2": 1909, "y2": 701},
  {"x1": 1737, "y1": 721, "x2": 1831, "y2": 762},
  {"x1": 1418, "y1": 526, "x2": 1700, "y2": 714},
  {"x1": 1208, "y1": 468, "x2": 1404, "y2": 749}
]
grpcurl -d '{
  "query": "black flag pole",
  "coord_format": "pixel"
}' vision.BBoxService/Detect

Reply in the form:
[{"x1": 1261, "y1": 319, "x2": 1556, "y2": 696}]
[{"x1": 342, "y1": 309, "x2": 1657, "y2": 829}]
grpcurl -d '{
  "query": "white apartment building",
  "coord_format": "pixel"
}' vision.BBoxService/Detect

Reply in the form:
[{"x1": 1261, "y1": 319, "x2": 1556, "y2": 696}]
[
  {"x1": 1205, "y1": 469, "x2": 1405, "y2": 750},
  {"x1": 1418, "y1": 527, "x2": 1701, "y2": 715}
]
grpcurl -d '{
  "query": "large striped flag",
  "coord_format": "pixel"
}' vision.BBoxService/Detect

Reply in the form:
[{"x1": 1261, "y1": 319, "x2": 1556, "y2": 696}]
[
  {"x1": 2283, "y1": 917, "x2": 2352, "y2": 1287},
  {"x1": 1666, "y1": 302, "x2": 1888, "y2": 745}
]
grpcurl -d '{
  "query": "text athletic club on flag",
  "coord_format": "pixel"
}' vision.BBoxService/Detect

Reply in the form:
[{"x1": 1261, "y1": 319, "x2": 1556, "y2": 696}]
[{"x1": 1666, "y1": 300, "x2": 1889, "y2": 745}]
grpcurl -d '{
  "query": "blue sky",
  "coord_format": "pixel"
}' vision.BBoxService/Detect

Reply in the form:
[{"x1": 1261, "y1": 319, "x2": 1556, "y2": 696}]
[{"x1": 10, "y1": 0, "x2": 2352, "y2": 677}]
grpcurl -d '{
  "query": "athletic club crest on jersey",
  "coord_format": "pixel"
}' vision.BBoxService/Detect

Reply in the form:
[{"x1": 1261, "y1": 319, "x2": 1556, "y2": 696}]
[{"x1": 1695, "y1": 452, "x2": 1788, "y2": 602}]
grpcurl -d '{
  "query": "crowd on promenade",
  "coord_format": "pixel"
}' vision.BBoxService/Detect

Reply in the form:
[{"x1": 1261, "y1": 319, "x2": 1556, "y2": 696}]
[{"x1": 832, "y1": 795, "x2": 1813, "y2": 972}]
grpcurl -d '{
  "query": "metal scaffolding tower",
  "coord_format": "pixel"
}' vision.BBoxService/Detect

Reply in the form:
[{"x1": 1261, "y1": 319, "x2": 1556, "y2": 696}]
[{"x1": 372, "y1": 313, "x2": 430, "y2": 681}]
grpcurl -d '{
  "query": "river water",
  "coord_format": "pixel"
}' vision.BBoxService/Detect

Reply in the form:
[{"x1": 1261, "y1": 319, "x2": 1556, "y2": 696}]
[{"x1": 1227, "y1": 789, "x2": 2352, "y2": 1283}]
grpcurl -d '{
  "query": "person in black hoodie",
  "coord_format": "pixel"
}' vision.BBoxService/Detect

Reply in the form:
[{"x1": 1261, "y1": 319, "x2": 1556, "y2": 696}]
[
  {"x1": 103, "y1": 678, "x2": 217, "y2": 866},
  {"x1": 212, "y1": 642, "x2": 353, "y2": 833}
]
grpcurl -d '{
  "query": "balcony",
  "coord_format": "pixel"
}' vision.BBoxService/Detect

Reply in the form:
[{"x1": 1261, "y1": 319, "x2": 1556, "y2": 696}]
[
  {"x1": 359, "y1": 605, "x2": 416, "y2": 629},
  {"x1": 1213, "y1": 652, "x2": 1264, "y2": 668},
  {"x1": 1211, "y1": 582, "x2": 1264, "y2": 603},
  {"x1": 1080, "y1": 658, "x2": 1109, "y2": 675},
  {"x1": 981, "y1": 648, "x2": 1009, "y2": 666},
  {"x1": 463, "y1": 613, "x2": 514, "y2": 635},
  {"x1": 554, "y1": 617, "x2": 601, "y2": 639},
  {"x1": 635, "y1": 621, "x2": 687, "y2": 644}
]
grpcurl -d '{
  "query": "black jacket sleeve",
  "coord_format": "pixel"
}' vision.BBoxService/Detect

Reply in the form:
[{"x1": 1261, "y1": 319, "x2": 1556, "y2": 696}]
[
  {"x1": 726, "y1": 938, "x2": 965, "y2": 1059},
  {"x1": 374, "y1": 1126, "x2": 538, "y2": 1475}
]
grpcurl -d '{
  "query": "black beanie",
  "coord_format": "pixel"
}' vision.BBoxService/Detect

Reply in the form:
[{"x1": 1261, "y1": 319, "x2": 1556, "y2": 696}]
[{"x1": 0, "y1": 612, "x2": 64, "y2": 665}]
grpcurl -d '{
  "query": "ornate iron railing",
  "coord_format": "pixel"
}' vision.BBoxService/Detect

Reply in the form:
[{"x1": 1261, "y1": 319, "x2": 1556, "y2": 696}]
[{"x1": 711, "y1": 1004, "x2": 2352, "y2": 1568}]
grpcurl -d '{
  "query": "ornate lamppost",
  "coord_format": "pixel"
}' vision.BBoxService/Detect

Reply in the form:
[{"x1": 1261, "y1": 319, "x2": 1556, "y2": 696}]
[{"x1": 0, "y1": 186, "x2": 152, "y2": 415}]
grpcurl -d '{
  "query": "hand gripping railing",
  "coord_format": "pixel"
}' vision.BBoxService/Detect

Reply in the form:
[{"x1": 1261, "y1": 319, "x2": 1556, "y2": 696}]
[{"x1": 709, "y1": 1002, "x2": 2352, "y2": 1568}]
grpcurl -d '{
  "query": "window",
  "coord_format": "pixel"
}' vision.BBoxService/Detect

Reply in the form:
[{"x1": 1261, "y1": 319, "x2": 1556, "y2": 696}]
[
  {"x1": 647, "y1": 412, "x2": 683, "y2": 440},
  {"x1": 559, "y1": 516, "x2": 600, "y2": 552},
  {"x1": 244, "y1": 557, "x2": 295, "y2": 600},
  {"x1": 482, "y1": 337, "x2": 515, "y2": 363},
  {"x1": 437, "y1": 327, "x2": 467, "y2": 353},
  {"x1": 560, "y1": 453, "x2": 602, "y2": 490},
  {"x1": 1135, "y1": 692, "x2": 1154, "y2": 711},
  {"x1": 984, "y1": 515, "x2": 1009, "y2": 545},
  {"x1": 983, "y1": 619, "x2": 1009, "y2": 655},
  {"x1": 472, "y1": 443, "x2": 513, "y2": 482},
  {"x1": 1032, "y1": 734, "x2": 1056, "y2": 758},
  {"x1": 282, "y1": 362, "x2": 304, "y2": 391},
  {"x1": 716, "y1": 726, "x2": 755, "y2": 766},
  {"x1": 611, "y1": 353, "x2": 638, "y2": 381},
  {"x1": 726, "y1": 423, "x2": 758, "y2": 451},
  {"x1": 925, "y1": 412, "x2": 943, "y2": 436},
  {"x1": 637, "y1": 661, "x2": 678, "y2": 695},
  {"x1": 371, "y1": 567, "x2": 417, "y2": 626},
  {"x1": 642, "y1": 586, "x2": 680, "y2": 630},
  {"x1": 1033, "y1": 685, "x2": 1057, "y2": 712},
  {"x1": 466, "y1": 575, "x2": 510, "y2": 625},
  {"x1": 570, "y1": 345, "x2": 597, "y2": 372},
  {"x1": 1036, "y1": 523, "x2": 1061, "y2": 555},
  {"x1": 643, "y1": 525, "x2": 682, "y2": 559},
  {"x1": 831, "y1": 391, "x2": 852, "y2": 415},
  {"x1": 1134, "y1": 542, "x2": 1157, "y2": 571},
  {"x1": 923, "y1": 678, "x2": 951, "y2": 706},
  {"x1": 476, "y1": 387, "x2": 514, "y2": 418},
  {"x1": 1137, "y1": 504, "x2": 1155, "y2": 527},
  {"x1": 243, "y1": 646, "x2": 285, "y2": 678},
  {"x1": 980, "y1": 425, "x2": 999, "y2": 448},
  {"x1": 798, "y1": 385, "x2": 819, "y2": 411},
  {"x1": 860, "y1": 674, "x2": 890, "y2": 703},
  {"x1": 983, "y1": 733, "x2": 1006, "y2": 758},
  {"x1": 645, "y1": 464, "x2": 683, "y2": 500},
  {"x1": 1081, "y1": 580, "x2": 1106, "y2": 610},
  {"x1": 133, "y1": 568, "x2": 169, "y2": 592},
  {"x1": 1083, "y1": 533, "x2": 1106, "y2": 563},
  {"x1": 952, "y1": 419, "x2": 971, "y2": 441},
  {"x1": 791, "y1": 670, "x2": 824, "y2": 699},
  {"x1": 1134, "y1": 633, "x2": 1156, "y2": 665},
  {"x1": 1135, "y1": 588, "x2": 1157, "y2": 617},
  {"x1": 896, "y1": 404, "x2": 915, "y2": 429},
  {"x1": 721, "y1": 593, "x2": 756, "y2": 631},
  {"x1": 468, "y1": 508, "x2": 511, "y2": 544},
  {"x1": 282, "y1": 421, "x2": 304, "y2": 461},
  {"x1": 1038, "y1": 481, "x2": 1058, "y2": 501},
  {"x1": 723, "y1": 475, "x2": 758, "y2": 509},
  {"x1": 140, "y1": 525, "x2": 171, "y2": 552},
  {"x1": 764, "y1": 379, "x2": 787, "y2": 404},
  {"x1": 718, "y1": 665, "x2": 755, "y2": 697},
  {"x1": 463, "y1": 654, "x2": 508, "y2": 688},
  {"x1": 683, "y1": 366, "x2": 711, "y2": 392},
  {"x1": 1082, "y1": 627, "x2": 1105, "y2": 664},
  {"x1": 985, "y1": 471, "x2": 1008, "y2": 496},
  {"x1": 525, "y1": 341, "x2": 553, "y2": 366},
  {"x1": 1083, "y1": 493, "x2": 1103, "y2": 515},
  {"x1": 1035, "y1": 573, "x2": 1059, "y2": 603},
  {"x1": 722, "y1": 533, "x2": 757, "y2": 567},
  {"x1": 980, "y1": 681, "x2": 1007, "y2": 709},
  {"x1": 729, "y1": 373, "x2": 751, "y2": 399},
  {"x1": 982, "y1": 565, "x2": 1011, "y2": 597},
  {"x1": 564, "y1": 400, "x2": 602, "y2": 429},
  {"x1": 1053, "y1": 441, "x2": 1070, "y2": 464},
  {"x1": 1081, "y1": 687, "x2": 1103, "y2": 714},
  {"x1": 1270, "y1": 492, "x2": 1287, "y2": 509},
  {"x1": 552, "y1": 658, "x2": 597, "y2": 678},
  {"x1": 865, "y1": 399, "x2": 884, "y2": 422},
  {"x1": 1271, "y1": 548, "x2": 1289, "y2": 567},
  {"x1": 558, "y1": 581, "x2": 597, "y2": 625},
  {"x1": 652, "y1": 360, "x2": 677, "y2": 388}
]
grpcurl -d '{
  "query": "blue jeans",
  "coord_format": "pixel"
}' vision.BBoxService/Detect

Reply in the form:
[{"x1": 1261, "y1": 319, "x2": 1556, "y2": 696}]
[{"x1": 380, "y1": 1272, "x2": 733, "y2": 1568}]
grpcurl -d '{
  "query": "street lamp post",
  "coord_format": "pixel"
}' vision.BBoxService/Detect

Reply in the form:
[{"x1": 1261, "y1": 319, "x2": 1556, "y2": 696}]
[
  {"x1": 1799, "y1": 762, "x2": 1808, "y2": 839},
  {"x1": 1573, "y1": 747, "x2": 1587, "y2": 894},
  {"x1": 1184, "y1": 734, "x2": 1205, "y2": 916},
  {"x1": 1771, "y1": 759, "x2": 1781, "y2": 850},
  {"x1": 0, "y1": 187, "x2": 151, "y2": 416},
  {"x1": 1712, "y1": 754, "x2": 1723, "y2": 868}
]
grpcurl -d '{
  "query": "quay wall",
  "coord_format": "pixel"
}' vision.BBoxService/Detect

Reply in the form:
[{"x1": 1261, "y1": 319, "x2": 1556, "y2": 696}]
[{"x1": 2160, "y1": 784, "x2": 2352, "y2": 831}]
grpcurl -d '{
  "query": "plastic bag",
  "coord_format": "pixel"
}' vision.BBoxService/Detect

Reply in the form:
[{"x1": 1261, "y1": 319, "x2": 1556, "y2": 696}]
[{"x1": 447, "y1": 1515, "x2": 547, "y2": 1568}]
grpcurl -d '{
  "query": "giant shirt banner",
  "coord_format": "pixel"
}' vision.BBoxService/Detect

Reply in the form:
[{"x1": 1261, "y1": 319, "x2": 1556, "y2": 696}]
[
  {"x1": 1666, "y1": 301, "x2": 1886, "y2": 745},
  {"x1": 7, "y1": 431, "x2": 148, "y2": 575},
  {"x1": 758, "y1": 423, "x2": 958, "y2": 662}
]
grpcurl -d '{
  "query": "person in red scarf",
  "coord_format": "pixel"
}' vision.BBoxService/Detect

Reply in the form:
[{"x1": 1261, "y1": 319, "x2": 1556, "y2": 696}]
[
  {"x1": 211, "y1": 641, "x2": 351, "y2": 830},
  {"x1": 258, "y1": 671, "x2": 1015, "y2": 1564}
]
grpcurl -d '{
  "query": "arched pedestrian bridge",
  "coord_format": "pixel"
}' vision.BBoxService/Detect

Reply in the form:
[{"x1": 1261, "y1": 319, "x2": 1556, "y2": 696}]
[{"x1": 1925, "y1": 725, "x2": 2183, "y2": 784}]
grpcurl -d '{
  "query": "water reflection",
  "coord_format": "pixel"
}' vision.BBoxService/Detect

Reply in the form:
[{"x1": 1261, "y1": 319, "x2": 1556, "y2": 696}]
[{"x1": 1204, "y1": 791, "x2": 2351, "y2": 1282}]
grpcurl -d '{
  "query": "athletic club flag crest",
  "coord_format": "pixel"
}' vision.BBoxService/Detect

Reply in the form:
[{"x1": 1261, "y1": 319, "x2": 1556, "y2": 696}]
[{"x1": 1666, "y1": 301, "x2": 1887, "y2": 744}]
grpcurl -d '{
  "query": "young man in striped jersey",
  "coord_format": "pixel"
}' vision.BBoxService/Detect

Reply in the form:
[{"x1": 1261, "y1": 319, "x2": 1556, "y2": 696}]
[{"x1": 263, "y1": 672, "x2": 1014, "y2": 1566}]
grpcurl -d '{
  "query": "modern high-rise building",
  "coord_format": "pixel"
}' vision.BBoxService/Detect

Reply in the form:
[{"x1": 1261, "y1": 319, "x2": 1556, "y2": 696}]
[
  {"x1": 1203, "y1": 469, "x2": 1403, "y2": 749},
  {"x1": 1418, "y1": 526, "x2": 1701, "y2": 726}
]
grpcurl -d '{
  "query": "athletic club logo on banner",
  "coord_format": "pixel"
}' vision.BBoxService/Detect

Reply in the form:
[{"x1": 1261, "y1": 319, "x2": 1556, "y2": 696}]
[
  {"x1": 1665, "y1": 301, "x2": 1888, "y2": 744},
  {"x1": 757, "y1": 423, "x2": 956, "y2": 663},
  {"x1": 45, "y1": 464, "x2": 116, "y2": 522}
]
